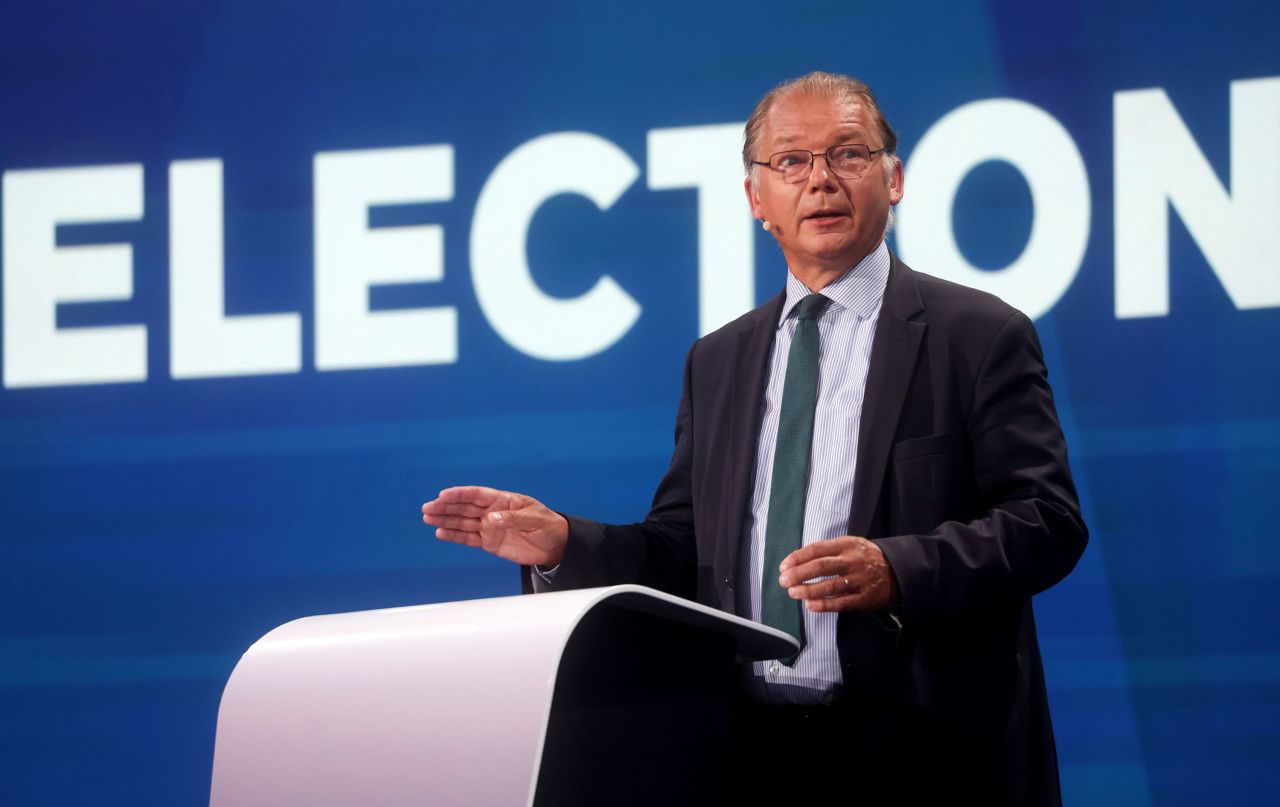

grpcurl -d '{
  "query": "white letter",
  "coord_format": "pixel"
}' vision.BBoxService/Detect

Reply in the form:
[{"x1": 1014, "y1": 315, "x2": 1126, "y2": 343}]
[
  {"x1": 314, "y1": 145, "x2": 456, "y2": 370},
  {"x1": 471, "y1": 132, "x2": 640, "y2": 361},
  {"x1": 1115, "y1": 77, "x2": 1280, "y2": 317},
  {"x1": 170, "y1": 159, "x2": 301, "y2": 378},
  {"x1": 897, "y1": 99, "x2": 1090, "y2": 320},
  {"x1": 648, "y1": 123, "x2": 754, "y2": 335},
  {"x1": 3, "y1": 164, "x2": 146, "y2": 388}
]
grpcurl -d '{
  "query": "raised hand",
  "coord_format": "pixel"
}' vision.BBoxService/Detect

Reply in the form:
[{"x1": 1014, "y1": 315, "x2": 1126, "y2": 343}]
[{"x1": 421, "y1": 486, "x2": 569, "y2": 568}]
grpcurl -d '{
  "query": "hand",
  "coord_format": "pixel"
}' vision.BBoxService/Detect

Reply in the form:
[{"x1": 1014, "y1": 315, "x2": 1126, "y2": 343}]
[
  {"x1": 421, "y1": 486, "x2": 569, "y2": 567},
  {"x1": 777, "y1": 535, "x2": 900, "y2": 613}
]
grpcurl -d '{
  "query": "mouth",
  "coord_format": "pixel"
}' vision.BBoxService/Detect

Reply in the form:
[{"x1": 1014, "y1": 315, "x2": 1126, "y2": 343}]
[{"x1": 804, "y1": 209, "x2": 848, "y2": 224}]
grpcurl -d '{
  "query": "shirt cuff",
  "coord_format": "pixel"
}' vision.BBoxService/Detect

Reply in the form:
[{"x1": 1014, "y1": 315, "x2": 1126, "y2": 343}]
[{"x1": 530, "y1": 563, "x2": 560, "y2": 592}]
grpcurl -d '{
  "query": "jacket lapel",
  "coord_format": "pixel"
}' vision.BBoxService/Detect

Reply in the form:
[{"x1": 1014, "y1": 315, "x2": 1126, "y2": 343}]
[
  {"x1": 849, "y1": 255, "x2": 926, "y2": 538},
  {"x1": 720, "y1": 292, "x2": 785, "y2": 581}
]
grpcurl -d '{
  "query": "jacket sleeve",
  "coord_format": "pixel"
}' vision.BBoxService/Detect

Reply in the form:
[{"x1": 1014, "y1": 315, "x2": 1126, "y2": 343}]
[
  {"x1": 875, "y1": 310, "x2": 1088, "y2": 618},
  {"x1": 519, "y1": 341, "x2": 701, "y2": 600}
]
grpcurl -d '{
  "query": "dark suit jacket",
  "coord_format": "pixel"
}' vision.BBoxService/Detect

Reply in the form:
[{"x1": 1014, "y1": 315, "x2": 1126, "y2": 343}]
[{"x1": 530, "y1": 252, "x2": 1087, "y2": 806}]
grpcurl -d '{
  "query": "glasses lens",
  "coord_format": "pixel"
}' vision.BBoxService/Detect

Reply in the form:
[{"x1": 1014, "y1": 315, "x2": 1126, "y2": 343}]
[
  {"x1": 828, "y1": 144, "x2": 871, "y2": 178},
  {"x1": 769, "y1": 150, "x2": 812, "y2": 182}
]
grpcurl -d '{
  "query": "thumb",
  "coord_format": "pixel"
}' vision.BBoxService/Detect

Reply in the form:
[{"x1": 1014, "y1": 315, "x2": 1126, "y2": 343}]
[{"x1": 487, "y1": 509, "x2": 544, "y2": 530}]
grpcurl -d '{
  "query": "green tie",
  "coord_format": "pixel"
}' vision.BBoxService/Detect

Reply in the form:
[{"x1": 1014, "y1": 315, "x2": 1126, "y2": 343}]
[{"x1": 761, "y1": 293, "x2": 830, "y2": 666}]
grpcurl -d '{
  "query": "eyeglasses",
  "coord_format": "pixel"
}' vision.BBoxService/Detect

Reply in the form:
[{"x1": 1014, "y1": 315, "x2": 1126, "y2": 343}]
[{"x1": 751, "y1": 143, "x2": 891, "y2": 183}]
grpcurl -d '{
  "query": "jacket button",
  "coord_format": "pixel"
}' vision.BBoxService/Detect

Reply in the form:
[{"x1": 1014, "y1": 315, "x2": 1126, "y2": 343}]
[{"x1": 723, "y1": 577, "x2": 734, "y2": 591}]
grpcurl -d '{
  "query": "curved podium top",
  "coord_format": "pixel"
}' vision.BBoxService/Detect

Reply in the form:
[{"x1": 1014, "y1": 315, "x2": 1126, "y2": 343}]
[{"x1": 209, "y1": 585, "x2": 797, "y2": 807}]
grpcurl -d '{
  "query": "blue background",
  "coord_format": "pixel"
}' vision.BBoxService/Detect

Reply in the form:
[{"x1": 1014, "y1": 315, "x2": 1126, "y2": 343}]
[{"x1": 2, "y1": 1, "x2": 1278, "y2": 804}]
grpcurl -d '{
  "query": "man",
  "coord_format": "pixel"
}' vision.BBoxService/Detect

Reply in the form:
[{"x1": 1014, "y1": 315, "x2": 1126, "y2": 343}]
[{"x1": 423, "y1": 72, "x2": 1086, "y2": 806}]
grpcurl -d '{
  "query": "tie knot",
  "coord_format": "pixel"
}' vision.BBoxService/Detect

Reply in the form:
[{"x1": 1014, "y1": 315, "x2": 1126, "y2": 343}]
[{"x1": 794, "y1": 294, "x2": 830, "y2": 321}]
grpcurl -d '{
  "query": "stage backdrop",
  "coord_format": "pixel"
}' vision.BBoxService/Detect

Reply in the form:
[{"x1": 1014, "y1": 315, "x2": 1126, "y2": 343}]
[{"x1": 2, "y1": 2, "x2": 1277, "y2": 805}]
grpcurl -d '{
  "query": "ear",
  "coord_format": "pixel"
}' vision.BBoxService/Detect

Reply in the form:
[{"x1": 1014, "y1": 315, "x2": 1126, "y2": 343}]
[
  {"x1": 887, "y1": 158, "x2": 904, "y2": 206},
  {"x1": 744, "y1": 174, "x2": 764, "y2": 220}
]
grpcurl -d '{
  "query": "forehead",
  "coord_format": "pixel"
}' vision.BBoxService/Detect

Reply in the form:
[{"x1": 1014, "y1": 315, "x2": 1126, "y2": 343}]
[{"x1": 762, "y1": 94, "x2": 874, "y2": 149}]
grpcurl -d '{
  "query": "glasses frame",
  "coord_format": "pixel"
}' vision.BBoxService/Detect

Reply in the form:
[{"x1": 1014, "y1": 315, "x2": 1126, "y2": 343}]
[{"x1": 751, "y1": 143, "x2": 891, "y2": 183}]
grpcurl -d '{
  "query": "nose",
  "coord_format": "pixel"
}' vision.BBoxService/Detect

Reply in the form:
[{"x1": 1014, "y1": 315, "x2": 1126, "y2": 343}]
[{"x1": 806, "y1": 154, "x2": 838, "y2": 191}]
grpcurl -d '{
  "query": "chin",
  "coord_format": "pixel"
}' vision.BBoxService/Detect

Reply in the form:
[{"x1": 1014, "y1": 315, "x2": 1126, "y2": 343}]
[{"x1": 798, "y1": 236, "x2": 857, "y2": 260}]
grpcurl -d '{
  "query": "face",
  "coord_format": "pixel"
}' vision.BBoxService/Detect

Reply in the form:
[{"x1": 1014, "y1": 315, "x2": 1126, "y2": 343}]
[{"x1": 745, "y1": 93, "x2": 904, "y2": 285}]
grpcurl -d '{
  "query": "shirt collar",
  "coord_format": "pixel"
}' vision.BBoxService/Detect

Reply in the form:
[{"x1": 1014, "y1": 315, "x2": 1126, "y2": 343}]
[{"x1": 779, "y1": 240, "x2": 891, "y2": 326}]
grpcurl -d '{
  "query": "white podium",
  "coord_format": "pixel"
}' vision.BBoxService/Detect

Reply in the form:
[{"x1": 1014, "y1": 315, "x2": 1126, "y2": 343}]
[{"x1": 209, "y1": 585, "x2": 797, "y2": 807}]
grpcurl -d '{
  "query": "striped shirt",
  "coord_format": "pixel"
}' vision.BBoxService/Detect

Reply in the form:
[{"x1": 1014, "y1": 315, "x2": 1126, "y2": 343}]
[{"x1": 740, "y1": 241, "x2": 890, "y2": 704}]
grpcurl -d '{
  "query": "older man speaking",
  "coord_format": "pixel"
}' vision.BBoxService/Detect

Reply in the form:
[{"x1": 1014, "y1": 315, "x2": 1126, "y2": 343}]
[{"x1": 423, "y1": 71, "x2": 1086, "y2": 806}]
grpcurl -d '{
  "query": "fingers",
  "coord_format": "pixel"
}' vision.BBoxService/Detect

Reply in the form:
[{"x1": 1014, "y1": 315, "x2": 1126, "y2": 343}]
[
  {"x1": 436, "y1": 485, "x2": 501, "y2": 502},
  {"x1": 778, "y1": 555, "x2": 847, "y2": 587},
  {"x1": 486, "y1": 509, "x2": 549, "y2": 531},
  {"x1": 785, "y1": 573, "x2": 856, "y2": 602},
  {"x1": 775, "y1": 536, "x2": 882, "y2": 604},
  {"x1": 434, "y1": 486, "x2": 529, "y2": 508},
  {"x1": 779, "y1": 536, "x2": 848, "y2": 572},
  {"x1": 422, "y1": 512, "x2": 483, "y2": 532},
  {"x1": 778, "y1": 537, "x2": 897, "y2": 612},
  {"x1": 433, "y1": 526, "x2": 482, "y2": 547},
  {"x1": 421, "y1": 487, "x2": 567, "y2": 567},
  {"x1": 423, "y1": 487, "x2": 535, "y2": 528},
  {"x1": 423, "y1": 493, "x2": 491, "y2": 545},
  {"x1": 422, "y1": 500, "x2": 489, "y2": 521}
]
